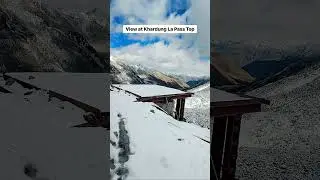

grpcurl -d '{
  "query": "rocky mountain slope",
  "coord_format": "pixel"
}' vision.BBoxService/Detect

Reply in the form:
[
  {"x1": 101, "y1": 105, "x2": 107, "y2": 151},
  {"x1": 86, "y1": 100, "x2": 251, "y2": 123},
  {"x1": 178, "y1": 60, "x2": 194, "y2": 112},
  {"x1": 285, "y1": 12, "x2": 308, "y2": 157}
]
[
  {"x1": 184, "y1": 82, "x2": 210, "y2": 128},
  {"x1": 110, "y1": 56, "x2": 191, "y2": 90},
  {"x1": 211, "y1": 52, "x2": 255, "y2": 87},
  {"x1": 0, "y1": 0, "x2": 108, "y2": 73},
  {"x1": 237, "y1": 60, "x2": 320, "y2": 179},
  {"x1": 212, "y1": 40, "x2": 320, "y2": 92},
  {"x1": 0, "y1": 0, "x2": 201, "y2": 90}
]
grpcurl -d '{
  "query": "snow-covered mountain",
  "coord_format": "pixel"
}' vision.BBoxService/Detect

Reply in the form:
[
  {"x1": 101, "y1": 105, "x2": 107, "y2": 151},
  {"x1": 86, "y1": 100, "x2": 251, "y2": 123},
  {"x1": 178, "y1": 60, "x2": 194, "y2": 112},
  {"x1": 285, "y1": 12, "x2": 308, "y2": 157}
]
[
  {"x1": 110, "y1": 56, "x2": 197, "y2": 90},
  {"x1": 0, "y1": 0, "x2": 108, "y2": 73},
  {"x1": 184, "y1": 82, "x2": 210, "y2": 128},
  {"x1": 212, "y1": 40, "x2": 320, "y2": 92},
  {"x1": 237, "y1": 59, "x2": 320, "y2": 179}
]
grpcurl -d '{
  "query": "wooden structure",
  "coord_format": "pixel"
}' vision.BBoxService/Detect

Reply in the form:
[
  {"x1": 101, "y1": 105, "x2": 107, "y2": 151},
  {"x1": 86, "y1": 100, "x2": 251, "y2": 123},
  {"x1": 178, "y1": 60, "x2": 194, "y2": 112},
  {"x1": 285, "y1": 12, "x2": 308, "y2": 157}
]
[
  {"x1": 3, "y1": 73, "x2": 110, "y2": 129},
  {"x1": 111, "y1": 84, "x2": 193, "y2": 121},
  {"x1": 211, "y1": 88, "x2": 270, "y2": 180}
]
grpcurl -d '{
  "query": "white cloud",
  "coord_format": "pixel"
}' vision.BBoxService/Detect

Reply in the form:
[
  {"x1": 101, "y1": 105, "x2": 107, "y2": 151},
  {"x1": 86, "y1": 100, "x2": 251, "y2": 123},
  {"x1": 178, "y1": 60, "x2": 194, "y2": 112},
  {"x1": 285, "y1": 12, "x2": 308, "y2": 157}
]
[
  {"x1": 111, "y1": 0, "x2": 210, "y2": 76},
  {"x1": 111, "y1": 41, "x2": 210, "y2": 76},
  {"x1": 189, "y1": 0, "x2": 210, "y2": 57}
]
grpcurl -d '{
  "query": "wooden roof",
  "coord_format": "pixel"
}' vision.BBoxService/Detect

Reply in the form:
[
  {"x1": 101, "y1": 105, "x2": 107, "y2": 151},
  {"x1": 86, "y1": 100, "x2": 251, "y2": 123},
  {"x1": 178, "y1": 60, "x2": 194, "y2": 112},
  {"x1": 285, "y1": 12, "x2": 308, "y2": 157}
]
[
  {"x1": 211, "y1": 88, "x2": 270, "y2": 117},
  {"x1": 111, "y1": 84, "x2": 193, "y2": 102}
]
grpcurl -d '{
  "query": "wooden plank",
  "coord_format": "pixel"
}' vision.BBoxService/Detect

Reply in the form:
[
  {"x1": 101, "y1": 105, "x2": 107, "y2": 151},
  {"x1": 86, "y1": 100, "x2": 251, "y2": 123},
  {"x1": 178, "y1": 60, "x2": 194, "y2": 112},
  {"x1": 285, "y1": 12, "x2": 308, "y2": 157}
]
[
  {"x1": 112, "y1": 84, "x2": 190, "y2": 97},
  {"x1": 212, "y1": 99, "x2": 263, "y2": 108},
  {"x1": 179, "y1": 99, "x2": 185, "y2": 121},
  {"x1": 212, "y1": 103, "x2": 261, "y2": 117},
  {"x1": 137, "y1": 93, "x2": 193, "y2": 102},
  {"x1": 221, "y1": 115, "x2": 242, "y2": 180},
  {"x1": 175, "y1": 99, "x2": 181, "y2": 120},
  {"x1": 211, "y1": 116, "x2": 228, "y2": 179}
]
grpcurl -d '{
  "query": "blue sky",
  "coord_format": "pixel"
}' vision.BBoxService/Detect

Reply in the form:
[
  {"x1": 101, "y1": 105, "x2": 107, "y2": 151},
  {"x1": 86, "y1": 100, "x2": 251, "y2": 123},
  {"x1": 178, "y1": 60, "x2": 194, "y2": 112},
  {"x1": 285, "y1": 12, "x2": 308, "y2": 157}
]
[{"x1": 110, "y1": 0, "x2": 210, "y2": 76}]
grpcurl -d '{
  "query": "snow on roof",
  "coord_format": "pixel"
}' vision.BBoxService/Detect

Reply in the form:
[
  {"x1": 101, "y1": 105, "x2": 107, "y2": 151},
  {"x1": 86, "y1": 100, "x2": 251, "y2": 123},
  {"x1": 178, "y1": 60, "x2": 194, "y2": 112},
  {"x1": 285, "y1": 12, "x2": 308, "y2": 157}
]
[
  {"x1": 6, "y1": 73, "x2": 109, "y2": 112},
  {"x1": 112, "y1": 84, "x2": 190, "y2": 97},
  {"x1": 110, "y1": 87, "x2": 210, "y2": 179},
  {"x1": 211, "y1": 88, "x2": 251, "y2": 102},
  {"x1": 0, "y1": 88, "x2": 108, "y2": 179}
]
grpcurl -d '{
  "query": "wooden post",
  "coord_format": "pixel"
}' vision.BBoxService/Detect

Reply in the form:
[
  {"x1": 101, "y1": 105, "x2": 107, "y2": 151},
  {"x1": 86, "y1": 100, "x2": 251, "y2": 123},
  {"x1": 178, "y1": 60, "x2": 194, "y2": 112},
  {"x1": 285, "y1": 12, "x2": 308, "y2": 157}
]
[
  {"x1": 179, "y1": 99, "x2": 185, "y2": 121},
  {"x1": 221, "y1": 115, "x2": 242, "y2": 180},
  {"x1": 175, "y1": 99, "x2": 181, "y2": 120},
  {"x1": 211, "y1": 116, "x2": 228, "y2": 179}
]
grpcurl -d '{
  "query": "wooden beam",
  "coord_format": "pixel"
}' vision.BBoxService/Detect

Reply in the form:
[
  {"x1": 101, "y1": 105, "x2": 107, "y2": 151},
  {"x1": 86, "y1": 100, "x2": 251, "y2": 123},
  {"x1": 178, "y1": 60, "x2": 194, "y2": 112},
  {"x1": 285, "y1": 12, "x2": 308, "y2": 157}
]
[
  {"x1": 212, "y1": 103, "x2": 261, "y2": 117},
  {"x1": 137, "y1": 93, "x2": 193, "y2": 102},
  {"x1": 179, "y1": 99, "x2": 185, "y2": 121},
  {"x1": 212, "y1": 99, "x2": 263, "y2": 108},
  {"x1": 175, "y1": 99, "x2": 181, "y2": 120}
]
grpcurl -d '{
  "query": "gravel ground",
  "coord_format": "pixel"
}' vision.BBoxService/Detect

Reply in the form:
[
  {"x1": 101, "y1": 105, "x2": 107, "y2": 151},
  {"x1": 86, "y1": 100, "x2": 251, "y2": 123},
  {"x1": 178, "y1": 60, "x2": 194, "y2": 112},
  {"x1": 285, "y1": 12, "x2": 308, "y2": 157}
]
[{"x1": 236, "y1": 63, "x2": 320, "y2": 179}]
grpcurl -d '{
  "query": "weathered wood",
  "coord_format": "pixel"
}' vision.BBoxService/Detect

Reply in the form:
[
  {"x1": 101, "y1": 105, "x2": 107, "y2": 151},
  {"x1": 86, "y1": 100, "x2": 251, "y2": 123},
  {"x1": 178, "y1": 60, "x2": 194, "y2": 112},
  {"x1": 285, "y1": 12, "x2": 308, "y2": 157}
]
[
  {"x1": 137, "y1": 93, "x2": 193, "y2": 102},
  {"x1": 221, "y1": 115, "x2": 242, "y2": 180},
  {"x1": 212, "y1": 103, "x2": 261, "y2": 117},
  {"x1": 179, "y1": 99, "x2": 185, "y2": 121},
  {"x1": 175, "y1": 99, "x2": 181, "y2": 120},
  {"x1": 211, "y1": 88, "x2": 270, "y2": 180},
  {"x1": 211, "y1": 116, "x2": 228, "y2": 178}
]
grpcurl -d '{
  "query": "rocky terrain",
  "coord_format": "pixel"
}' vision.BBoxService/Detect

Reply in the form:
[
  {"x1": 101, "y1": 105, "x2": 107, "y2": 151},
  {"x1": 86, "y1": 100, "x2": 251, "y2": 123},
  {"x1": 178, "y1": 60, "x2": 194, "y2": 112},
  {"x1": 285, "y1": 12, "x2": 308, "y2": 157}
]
[
  {"x1": 0, "y1": 0, "x2": 109, "y2": 73},
  {"x1": 236, "y1": 60, "x2": 320, "y2": 179}
]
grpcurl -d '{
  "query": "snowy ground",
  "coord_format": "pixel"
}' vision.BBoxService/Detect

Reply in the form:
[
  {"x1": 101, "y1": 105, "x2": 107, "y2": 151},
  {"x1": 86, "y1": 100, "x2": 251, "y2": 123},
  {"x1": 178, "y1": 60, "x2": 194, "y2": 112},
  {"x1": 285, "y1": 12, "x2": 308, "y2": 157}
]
[
  {"x1": 236, "y1": 62, "x2": 320, "y2": 179},
  {"x1": 7, "y1": 73, "x2": 109, "y2": 112},
  {"x1": 184, "y1": 83, "x2": 210, "y2": 128},
  {"x1": 0, "y1": 76, "x2": 108, "y2": 180},
  {"x1": 110, "y1": 86, "x2": 210, "y2": 180}
]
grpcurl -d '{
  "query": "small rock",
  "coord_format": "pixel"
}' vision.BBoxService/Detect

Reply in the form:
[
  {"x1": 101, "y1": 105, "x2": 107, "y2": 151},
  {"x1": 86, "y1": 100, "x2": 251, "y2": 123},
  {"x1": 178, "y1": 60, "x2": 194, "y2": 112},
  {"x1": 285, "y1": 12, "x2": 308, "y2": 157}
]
[
  {"x1": 150, "y1": 109, "x2": 155, "y2": 113},
  {"x1": 23, "y1": 163, "x2": 38, "y2": 178}
]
